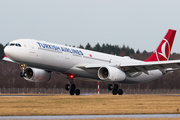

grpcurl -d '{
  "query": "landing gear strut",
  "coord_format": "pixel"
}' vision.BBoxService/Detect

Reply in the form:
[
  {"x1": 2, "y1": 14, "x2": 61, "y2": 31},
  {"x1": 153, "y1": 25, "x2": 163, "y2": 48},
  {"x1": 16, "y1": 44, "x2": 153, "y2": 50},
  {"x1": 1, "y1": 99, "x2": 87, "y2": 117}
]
[
  {"x1": 19, "y1": 64, "x2": 27, "y2": 78},
  {"x1": 65, "y1": 75, "x2": 80, "y2": 95},
  {"x1": 20, "y1": 72, "x2": 28, "y2": 77},
  {"x1": 108, "y1": 84, "x2": 123, "y2": 95}
]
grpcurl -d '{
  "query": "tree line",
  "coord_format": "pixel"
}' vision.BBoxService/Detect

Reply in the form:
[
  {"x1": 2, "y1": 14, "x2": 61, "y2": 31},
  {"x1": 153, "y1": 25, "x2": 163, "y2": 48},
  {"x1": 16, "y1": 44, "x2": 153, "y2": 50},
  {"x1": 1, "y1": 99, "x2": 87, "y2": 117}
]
[
  {"x1": 0, "y1": 44, "x2": 4, "y2": 60},
  {"x1": 65, "y1": 42, "x2": 139, "y2": 56},
  {"x1": 0, "y1": 42, "x2": 180, "y2": 89}
]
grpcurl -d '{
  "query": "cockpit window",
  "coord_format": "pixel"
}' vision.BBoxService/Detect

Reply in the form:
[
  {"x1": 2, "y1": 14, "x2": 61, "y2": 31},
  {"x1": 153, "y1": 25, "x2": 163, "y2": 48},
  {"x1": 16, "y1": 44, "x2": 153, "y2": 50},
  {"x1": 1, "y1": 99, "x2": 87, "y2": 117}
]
[
  {"x1": 9, "y1": 43, "x2": 21, "y2": 47},
  {"x1": 17, "y1": 44, "x2": 21, "y2": 47},
  {"x1": 10, "y1": 43, "x2": 15, "y2": 46}
]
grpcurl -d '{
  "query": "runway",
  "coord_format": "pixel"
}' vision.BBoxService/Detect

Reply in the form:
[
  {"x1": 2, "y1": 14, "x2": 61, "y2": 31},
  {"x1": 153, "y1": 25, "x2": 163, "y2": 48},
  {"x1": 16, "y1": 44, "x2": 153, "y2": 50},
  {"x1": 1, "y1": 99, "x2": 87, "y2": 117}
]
[
  {"x1": 0, "y1": 114, "x2": 180, "y2": 119},
  {"x1": 0, "y1": 94, "x2": 49, "y2": 97}
]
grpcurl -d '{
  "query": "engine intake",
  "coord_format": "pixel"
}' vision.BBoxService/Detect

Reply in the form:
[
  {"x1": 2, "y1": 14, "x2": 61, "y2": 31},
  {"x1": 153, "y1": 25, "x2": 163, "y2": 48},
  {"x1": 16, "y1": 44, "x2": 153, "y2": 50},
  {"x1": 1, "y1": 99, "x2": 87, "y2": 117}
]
[
  {"x1": 98, "y1": 66, "x2": 126, "y2": 82},
  {"x1": 23, "y1": 68, "x2": 51, "y2": 82}
]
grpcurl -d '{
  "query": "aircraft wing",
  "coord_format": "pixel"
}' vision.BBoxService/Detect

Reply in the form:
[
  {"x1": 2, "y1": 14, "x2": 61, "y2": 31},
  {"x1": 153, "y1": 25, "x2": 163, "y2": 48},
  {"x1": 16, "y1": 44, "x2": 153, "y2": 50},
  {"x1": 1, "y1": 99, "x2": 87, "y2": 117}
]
[
  {"x1": 2, "y1": 54, "x2": 16, "y2": 63},
  {"x1": 120, "y1": 60, "x2": 180, "y2": 74},
  {"x1": 76, "y1": 60, "x2": 180, "y2": 74}
]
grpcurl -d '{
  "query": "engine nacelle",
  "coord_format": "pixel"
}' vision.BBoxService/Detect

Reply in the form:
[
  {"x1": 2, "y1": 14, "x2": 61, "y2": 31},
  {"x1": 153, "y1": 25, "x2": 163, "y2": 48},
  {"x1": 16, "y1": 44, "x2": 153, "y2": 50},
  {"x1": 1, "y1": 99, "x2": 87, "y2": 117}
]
[
  {"x1": 98, "y1": 66, "x2": 126, "y2": 82},
  {"x1": 23, "y1": 68, "x2": 51, "y2": 82}
]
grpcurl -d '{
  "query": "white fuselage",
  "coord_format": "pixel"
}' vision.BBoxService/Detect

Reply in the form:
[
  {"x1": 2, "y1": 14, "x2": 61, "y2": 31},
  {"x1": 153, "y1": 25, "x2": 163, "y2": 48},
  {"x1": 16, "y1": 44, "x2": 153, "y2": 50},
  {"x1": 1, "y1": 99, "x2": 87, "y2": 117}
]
[{"x1": 4, "y1": 39, "x2": 163, "y2": 84}]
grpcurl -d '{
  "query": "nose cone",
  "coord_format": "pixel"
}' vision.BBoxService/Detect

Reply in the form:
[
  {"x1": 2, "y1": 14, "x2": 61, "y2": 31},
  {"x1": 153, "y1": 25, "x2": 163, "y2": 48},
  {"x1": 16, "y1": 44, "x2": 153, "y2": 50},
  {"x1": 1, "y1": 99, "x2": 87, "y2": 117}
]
[
  {"x1": 4, "y1": 46, "x2": 14, "y2": 59},
  {"x1": 4, "y1": 46, "x2": 11, "y2": 56},
  {"x1": 4, "y1": 46, "x2": 9, "y2": 56}
]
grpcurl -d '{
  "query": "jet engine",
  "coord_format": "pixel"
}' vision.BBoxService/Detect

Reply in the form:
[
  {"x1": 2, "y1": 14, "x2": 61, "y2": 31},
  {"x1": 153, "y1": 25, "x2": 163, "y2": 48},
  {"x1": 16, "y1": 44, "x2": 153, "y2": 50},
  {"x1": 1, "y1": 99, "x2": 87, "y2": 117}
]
[
  {"x1": 23, "y1": 68, "x2": 51, "y2": 82},
  {"x1": 98, "y1": 66, "x2": 126, "y2": 81}
]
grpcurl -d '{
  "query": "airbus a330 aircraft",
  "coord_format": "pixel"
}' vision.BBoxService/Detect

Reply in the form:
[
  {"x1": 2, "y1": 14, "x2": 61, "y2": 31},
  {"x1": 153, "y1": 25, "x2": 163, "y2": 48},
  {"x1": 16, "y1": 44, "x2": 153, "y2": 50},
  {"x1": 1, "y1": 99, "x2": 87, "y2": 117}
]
[{"x1": 3, "y1": 29, "x2": 180, "y2": 95}]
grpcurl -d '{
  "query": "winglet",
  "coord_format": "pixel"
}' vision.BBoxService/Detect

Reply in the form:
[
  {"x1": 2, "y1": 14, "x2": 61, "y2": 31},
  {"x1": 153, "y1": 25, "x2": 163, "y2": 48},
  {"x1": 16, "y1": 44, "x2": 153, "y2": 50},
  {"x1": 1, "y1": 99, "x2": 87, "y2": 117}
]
[{"x1": 145, "y1": 29, "x2": 176, "y2": 62}]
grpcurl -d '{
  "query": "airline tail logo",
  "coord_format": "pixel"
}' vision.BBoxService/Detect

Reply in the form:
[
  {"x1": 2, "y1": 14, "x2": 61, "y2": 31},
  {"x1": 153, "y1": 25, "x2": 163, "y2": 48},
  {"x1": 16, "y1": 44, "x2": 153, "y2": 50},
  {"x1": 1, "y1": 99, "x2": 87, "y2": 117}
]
[
  {"x1": 157, "y1": 39, "x2": 170, "y2": 61},
  {"x1": 145, "y1": 29, "x2": 176, "y2": 62}
]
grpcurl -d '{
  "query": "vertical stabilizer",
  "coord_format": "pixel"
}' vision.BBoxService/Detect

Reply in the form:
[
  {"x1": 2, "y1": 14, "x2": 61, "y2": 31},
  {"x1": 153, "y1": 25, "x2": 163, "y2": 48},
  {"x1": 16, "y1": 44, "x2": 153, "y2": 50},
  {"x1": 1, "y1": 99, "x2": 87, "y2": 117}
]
[{"x1": 145, "y1": 29, "x2": 176, "y2": 62}]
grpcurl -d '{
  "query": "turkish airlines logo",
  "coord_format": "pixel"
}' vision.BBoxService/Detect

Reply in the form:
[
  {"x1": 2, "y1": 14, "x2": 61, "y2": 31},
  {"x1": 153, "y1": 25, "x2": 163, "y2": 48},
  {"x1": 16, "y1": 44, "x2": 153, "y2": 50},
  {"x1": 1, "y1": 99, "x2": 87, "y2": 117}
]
[{"x1": 157, "y1": 39, "x2": 170, "y2": 61}]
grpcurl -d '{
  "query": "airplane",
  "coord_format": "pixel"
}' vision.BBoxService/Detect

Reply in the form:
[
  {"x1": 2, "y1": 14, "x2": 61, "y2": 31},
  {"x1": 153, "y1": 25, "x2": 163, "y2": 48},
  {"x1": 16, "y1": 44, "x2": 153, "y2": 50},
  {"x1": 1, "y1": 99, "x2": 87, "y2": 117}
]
[{"x1": 3, "y1": 29, "x2": 180, "y2": 95}]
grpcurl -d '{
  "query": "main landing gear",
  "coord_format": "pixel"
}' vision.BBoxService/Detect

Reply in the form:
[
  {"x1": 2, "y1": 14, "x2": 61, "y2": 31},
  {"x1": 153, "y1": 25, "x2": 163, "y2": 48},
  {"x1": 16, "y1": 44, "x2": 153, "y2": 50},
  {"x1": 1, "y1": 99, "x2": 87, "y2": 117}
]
[
  {"x1": 65, "y1": 75, "x2": 80, "y2": 95},
  {"x1": 108, "y1": 84, "x2": 123, "y2": 95},
  {"x1": 65, "y1": 84, "x2": 80, "y2": 95}
]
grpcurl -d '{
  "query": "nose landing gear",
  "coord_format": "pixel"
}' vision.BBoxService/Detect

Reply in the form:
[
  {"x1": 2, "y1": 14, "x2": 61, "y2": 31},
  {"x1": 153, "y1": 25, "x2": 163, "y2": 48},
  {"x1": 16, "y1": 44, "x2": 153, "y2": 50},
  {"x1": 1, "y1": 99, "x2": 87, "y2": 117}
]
[
  {"x1": 19, "y1": 64, "x2": 27, "y2": 78},
  {"x1": 20, "y1": 72, "x2": 27, "y2": 77}
]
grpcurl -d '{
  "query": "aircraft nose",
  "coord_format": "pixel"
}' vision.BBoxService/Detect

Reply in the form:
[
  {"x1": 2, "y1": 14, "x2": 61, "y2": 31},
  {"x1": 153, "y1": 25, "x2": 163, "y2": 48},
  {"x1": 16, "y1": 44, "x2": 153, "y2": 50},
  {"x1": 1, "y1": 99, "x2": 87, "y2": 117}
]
[
  {"x1": 4, "y1": 46, "x2": 12, "y2": 57},
  {"x1": 4, "y1": 46, "x2": 8, "y2": 55}
]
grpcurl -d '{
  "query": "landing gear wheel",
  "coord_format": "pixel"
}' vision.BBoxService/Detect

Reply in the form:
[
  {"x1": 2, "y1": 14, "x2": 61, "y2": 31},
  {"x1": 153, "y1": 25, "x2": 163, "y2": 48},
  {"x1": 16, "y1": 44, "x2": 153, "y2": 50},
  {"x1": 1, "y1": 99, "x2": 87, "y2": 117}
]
[
  {"x1": 20, "y1": 72, "x2": 27, "y2": 77},
  {"x1": 65, "y1": 84, "x2": 70, "y2": 91},
  {"x1": 75, "y1": 89, "x2": 80, "y2": 95},
  {"x1": 114, "y1": 84, "x2": 119, "y2": 90},
  {"x1": 108, "y1": 84, "x2": 113, "y2": 90},
  {"x1": 112, "y1": 89, "x2": 117, "y2": 95},
  {"x1": 71, "y1": 84, "x2": 76, "y2": 91},
  {"x1": 117, "y1": 89, "x2": 123, "y2": 95},
  {"x1": 23, "y1": 72, "x2": 27, "y2": 77},
  {"x1": 20, "y1": 72, "x2": 24, "y2": 77},
  {"x1": 70, "y1": 90, "x2": 74, "y2": 95}
]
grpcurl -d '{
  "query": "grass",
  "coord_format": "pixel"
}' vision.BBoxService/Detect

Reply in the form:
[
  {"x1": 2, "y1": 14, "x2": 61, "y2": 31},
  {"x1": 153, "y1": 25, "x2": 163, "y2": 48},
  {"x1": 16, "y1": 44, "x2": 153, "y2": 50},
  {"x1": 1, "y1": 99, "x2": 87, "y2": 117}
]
[{"x1": 0, "y1": 94, "x2": 179, "y2": 116}]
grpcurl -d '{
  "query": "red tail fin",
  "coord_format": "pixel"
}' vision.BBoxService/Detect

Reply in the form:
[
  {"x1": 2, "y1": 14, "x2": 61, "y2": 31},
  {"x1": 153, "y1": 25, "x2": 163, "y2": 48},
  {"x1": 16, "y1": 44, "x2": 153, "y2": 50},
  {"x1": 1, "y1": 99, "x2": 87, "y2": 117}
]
[{"x1": 144, "y1": 29, "x2": 176, "y2": 62}]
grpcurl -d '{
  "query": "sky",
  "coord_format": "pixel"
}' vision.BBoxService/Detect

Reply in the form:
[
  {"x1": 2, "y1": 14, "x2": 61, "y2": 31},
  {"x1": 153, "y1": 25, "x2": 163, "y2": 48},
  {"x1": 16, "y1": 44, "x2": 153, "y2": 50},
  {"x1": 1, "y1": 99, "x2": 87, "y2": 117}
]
[{"x1": 1, "y1": 0, "x2": 180, "y2": 53}]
